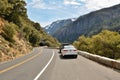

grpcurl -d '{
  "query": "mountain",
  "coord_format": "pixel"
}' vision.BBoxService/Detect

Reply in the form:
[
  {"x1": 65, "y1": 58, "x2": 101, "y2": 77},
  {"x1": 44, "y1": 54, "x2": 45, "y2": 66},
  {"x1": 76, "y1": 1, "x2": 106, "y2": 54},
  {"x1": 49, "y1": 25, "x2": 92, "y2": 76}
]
[
  {"x1": 44, "y1": 18, "x2": 76, "y2": 35},
  {"x1": 52, "y1": 4, "x2": 120, "y2": 43}
]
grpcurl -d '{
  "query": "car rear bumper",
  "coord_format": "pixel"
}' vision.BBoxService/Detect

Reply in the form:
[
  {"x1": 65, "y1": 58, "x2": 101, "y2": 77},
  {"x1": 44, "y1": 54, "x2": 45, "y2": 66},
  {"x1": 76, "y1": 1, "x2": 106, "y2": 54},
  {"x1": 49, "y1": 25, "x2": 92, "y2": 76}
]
[
  {"x1": 62, "y1": 53, "x2": 78, "y2": 58},
  {"x1": 62, "y1": 52, "x2": 78, "y2": 56}
]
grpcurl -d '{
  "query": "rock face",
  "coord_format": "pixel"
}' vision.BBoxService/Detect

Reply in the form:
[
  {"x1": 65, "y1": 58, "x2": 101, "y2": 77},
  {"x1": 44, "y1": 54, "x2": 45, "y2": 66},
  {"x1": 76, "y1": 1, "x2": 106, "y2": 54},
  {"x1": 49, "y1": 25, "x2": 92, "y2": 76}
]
[
  {"x1": 44, "y1": 18, "x2": 76, "y2": 35},
  {"x1": 45, "y1": 4, "x2": 120, "y2": 43}
]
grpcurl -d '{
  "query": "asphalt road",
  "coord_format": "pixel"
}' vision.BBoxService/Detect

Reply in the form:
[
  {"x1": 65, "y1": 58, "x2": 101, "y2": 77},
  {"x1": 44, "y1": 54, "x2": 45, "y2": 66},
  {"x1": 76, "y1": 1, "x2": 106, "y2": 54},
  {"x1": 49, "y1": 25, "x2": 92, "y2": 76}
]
[{"x1": 0, "y1": 47, "x2": 120, "y2": 80}]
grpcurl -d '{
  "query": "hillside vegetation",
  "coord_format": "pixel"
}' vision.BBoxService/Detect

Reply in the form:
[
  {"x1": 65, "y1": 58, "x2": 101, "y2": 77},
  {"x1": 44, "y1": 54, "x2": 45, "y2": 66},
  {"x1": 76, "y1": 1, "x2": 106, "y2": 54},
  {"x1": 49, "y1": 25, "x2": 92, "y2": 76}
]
[
  {"x1": 0, "y1": 0, "x2": 59, "y2": 62},
  {"x1": 73, "y1": 30, "x2": 120, "y2": 59}
]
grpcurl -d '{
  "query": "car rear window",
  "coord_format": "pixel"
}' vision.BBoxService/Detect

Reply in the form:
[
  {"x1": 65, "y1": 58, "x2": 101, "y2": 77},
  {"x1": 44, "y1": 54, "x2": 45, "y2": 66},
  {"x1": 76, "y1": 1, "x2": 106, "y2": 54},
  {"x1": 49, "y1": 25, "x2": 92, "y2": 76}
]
[{"x1": 64, "y1": 45, "x2": 75, "y2": 49}]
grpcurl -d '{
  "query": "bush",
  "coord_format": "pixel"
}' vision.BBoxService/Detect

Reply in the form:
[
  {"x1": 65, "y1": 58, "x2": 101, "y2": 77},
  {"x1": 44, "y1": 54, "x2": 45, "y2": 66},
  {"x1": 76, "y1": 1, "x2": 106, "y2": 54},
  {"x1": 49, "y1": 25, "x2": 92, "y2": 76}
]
[
  {"x1": 29, "y1": 31, "x2": 41, "y2": 46},
  {"x1": 33, "y1": 23, "x2": 41, "y2": 31},
  {"x1": 23, "y1": 26, "x2": 32, "y2": 40},
  {"x1": 2, "y1": 23, "x2": 15, "y2": 43},
  {"x1": 73, "y1": 30, "x2": 120, "y2": 59}
]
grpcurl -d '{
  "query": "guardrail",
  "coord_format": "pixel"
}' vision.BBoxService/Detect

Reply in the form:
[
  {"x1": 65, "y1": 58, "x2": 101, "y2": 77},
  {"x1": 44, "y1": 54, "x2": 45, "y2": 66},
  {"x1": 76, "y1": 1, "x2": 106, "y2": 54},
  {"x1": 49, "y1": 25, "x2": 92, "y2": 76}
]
[{"x1": 78, "y1": 51, "x2": 120, "y2": 70}]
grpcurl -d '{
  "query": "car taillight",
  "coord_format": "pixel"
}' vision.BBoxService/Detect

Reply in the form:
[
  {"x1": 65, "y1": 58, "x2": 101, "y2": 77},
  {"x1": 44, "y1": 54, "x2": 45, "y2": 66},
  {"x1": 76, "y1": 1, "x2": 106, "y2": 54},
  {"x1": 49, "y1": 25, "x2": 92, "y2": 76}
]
[
  {"x1": 74, "y1": 50, "x2": 77, "y2": 52},
  {"x1": 63, "y1": 50, "x2": 68, "y2": 52}
]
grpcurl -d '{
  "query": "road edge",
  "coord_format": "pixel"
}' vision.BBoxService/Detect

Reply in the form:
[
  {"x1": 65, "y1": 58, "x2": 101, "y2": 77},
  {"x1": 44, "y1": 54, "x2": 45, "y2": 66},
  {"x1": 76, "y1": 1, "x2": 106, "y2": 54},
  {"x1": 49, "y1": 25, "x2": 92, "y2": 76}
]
[{"x1": 78, "y1": 51, "x2": 120, "y2": 70}]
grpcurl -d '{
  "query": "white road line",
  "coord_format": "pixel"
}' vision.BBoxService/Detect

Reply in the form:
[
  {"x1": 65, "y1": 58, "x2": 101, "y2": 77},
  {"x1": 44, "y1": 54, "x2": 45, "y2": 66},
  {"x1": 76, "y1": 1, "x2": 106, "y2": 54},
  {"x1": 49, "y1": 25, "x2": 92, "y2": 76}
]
[{"x1": 34, "y1": 50, "x2": 55, "y2": 80}]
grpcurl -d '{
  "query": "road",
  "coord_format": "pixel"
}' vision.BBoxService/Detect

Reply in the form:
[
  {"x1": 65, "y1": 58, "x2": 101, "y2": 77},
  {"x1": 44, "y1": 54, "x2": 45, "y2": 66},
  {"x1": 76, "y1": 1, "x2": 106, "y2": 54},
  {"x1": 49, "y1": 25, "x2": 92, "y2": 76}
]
[{"x1": 0, "y1": 47, "x2": 120, "y2": 80}]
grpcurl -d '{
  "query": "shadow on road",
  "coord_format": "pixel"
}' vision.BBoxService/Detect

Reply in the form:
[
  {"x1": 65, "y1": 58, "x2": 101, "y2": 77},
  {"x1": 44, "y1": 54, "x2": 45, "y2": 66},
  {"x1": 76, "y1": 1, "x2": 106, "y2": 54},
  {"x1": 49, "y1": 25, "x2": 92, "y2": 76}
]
[{"x1": 59, "y1": 55, "x2": 77, "y2": 60}]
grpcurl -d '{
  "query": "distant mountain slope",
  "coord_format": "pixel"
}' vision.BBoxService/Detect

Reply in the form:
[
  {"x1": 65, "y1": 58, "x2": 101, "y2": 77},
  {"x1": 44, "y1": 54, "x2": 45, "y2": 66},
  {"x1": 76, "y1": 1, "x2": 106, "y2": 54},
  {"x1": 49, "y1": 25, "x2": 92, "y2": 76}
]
[
  {"x1": 52, "y1": 4, "x2": 120, "y2": 43},
  {"x1": 44, "y1": 18, "x2": 76, "y2": 35}
]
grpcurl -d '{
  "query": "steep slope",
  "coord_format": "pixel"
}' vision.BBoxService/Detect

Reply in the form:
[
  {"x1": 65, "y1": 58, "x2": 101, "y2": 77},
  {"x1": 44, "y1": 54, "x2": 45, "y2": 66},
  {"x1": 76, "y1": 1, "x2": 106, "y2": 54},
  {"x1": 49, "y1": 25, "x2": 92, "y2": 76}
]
[
  {"x1": 44, "y1": 18, "x2": 76, "y2": 35},
  {"x1": 0, "y1": 0, "x2": 59, "y2": 62},
  {"x1": 53, "y1": 4, "x2": 120, "y2": 43}
]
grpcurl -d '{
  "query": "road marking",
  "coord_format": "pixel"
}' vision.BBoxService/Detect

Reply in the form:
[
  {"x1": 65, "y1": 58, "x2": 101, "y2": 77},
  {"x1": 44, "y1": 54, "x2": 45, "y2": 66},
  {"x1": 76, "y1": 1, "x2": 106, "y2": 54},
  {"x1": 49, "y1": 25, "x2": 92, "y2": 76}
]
[
  {"x1": 0, "y1": 50, "x2": 42, "y2": 74},
  {"x1": 34, "y1": 50, "x2": 55, "y2": 80}
]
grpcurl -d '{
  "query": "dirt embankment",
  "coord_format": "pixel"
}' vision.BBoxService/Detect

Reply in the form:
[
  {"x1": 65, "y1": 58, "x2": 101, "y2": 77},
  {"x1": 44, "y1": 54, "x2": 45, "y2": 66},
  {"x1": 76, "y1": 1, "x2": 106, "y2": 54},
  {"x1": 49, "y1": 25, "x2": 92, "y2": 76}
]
[
  {"x1": 0, "y1": 18, "x2": 4, "y2": 34},
  {"x1": 0, "y1": 18, "x2": 32, "y2": 62}
]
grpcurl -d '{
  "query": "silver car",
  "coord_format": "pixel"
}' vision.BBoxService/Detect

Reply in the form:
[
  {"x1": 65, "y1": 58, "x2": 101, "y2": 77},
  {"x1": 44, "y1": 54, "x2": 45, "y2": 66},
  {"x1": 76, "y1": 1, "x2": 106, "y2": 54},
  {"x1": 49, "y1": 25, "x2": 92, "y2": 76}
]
[{"x1": 61, "y1": 45, "x2": 78, "y2": 58}]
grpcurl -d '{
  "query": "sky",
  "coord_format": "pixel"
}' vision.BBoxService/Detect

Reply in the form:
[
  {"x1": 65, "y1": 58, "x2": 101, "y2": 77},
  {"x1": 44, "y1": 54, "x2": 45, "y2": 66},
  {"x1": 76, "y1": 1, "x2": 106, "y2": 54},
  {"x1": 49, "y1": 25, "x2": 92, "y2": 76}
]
[{"x1": 26, "y1": 0, "x2": 120, "y2": 27}]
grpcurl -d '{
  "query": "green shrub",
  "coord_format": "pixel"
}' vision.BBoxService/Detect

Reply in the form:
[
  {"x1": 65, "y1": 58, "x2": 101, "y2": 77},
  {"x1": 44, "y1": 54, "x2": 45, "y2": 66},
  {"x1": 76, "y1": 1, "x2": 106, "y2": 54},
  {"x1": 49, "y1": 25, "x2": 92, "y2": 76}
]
[
  {"x1": 33, "y1": 23, "x2": 41, "y2": 31},
  {"x1": 29, "y1": 31, "x2": 41, "y2": 46},
  {"x1": 2, "y1": 23, "x2": 15, "y2": 43},
  {"x1": 73, "y1": 30, "x2": 120, "y2": 59}
]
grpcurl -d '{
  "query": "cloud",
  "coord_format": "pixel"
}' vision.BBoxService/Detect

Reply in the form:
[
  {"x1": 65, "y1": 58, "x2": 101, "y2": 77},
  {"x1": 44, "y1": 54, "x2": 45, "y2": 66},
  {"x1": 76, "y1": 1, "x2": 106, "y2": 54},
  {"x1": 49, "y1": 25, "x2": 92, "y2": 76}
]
[
  {"x1": 26, "y1": 0, "x2": 120, "y2": 27},
  {"x1": 81, "y1": 0, "x2": 120, "y2": 11},
  {"x1": 64, "y1": 0, "x2": 81, "y2": 5},
  {"x1": 27, "y1": 0, "x2": 120, "y2": 12},
  {"x1": 40, "y1": 22, "x2": 52, "y2": 27},
  {"x1": 27, "y1": 0, "x2": 82, "y2": 10},
  {"x1": 28, "y1": 0, "x2": 57, "y2": 9}
]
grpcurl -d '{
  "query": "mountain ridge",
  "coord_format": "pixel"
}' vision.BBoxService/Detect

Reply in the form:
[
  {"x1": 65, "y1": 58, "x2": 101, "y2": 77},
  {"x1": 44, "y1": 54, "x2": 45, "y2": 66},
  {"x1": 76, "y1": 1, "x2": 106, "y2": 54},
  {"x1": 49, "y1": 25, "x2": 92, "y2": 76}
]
[
  {"x1": 49, "y1": 4, "x2": 120, "y2": 43},
  {"x1": 44, "y1": 18, "x2": 76, "y2": 35}
]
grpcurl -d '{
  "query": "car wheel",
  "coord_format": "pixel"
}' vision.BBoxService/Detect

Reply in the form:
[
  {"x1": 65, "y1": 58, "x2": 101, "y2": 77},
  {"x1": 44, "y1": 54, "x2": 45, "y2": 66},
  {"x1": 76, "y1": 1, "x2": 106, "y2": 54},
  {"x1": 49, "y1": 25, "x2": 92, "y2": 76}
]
[{"x1": 74, "y1": 55, "x2": 78, "y2": 58}]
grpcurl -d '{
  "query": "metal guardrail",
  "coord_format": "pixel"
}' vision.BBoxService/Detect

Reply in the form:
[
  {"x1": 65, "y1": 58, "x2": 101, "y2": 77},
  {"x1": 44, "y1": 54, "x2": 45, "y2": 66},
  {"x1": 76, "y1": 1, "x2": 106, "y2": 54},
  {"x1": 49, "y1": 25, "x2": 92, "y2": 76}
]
[{"x1": 78, "y1": 51, "x2": 120, "y2": 70}]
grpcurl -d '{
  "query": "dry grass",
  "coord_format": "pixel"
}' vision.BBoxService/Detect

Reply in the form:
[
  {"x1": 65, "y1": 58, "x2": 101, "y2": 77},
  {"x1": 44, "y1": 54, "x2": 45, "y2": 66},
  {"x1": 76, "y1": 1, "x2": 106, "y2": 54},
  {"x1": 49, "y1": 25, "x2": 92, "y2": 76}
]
[
  {"x1": 0, "y1": 17, "x2": 32, "y2": 62},
  {"x1": 0, "y1": 18, "x2": 4, "y2": 34},
  {"x1": 0, "y1": 32, "x2": 32, "y2": 62}
]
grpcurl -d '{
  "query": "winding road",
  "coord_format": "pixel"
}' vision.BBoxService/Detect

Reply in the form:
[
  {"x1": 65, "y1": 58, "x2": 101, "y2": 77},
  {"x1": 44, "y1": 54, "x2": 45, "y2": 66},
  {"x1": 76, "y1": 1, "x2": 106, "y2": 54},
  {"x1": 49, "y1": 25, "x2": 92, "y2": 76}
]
[{"x1": 0, "y1": 47, "x2": 120, "y2": 80}]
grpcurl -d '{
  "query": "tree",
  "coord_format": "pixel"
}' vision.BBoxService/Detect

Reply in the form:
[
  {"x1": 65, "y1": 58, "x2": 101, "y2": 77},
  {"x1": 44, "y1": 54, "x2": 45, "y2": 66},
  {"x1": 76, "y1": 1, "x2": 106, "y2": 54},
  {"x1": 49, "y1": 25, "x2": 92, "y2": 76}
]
[
  {"x1": 5, "y1": 0, "x2": 27, "y2": 25},
  {"x1": 8, "y1": 0, "x2": 27, "y2": 15},
  {"x1": 29, "y1": 31, "x2": 41, "y2": 46},
  {"x1": 0, "y1": 0, "x2": 12, "y2": 18},
  {"x1": 33, "y1": 23, "x2": 41, "y2": 31}
]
